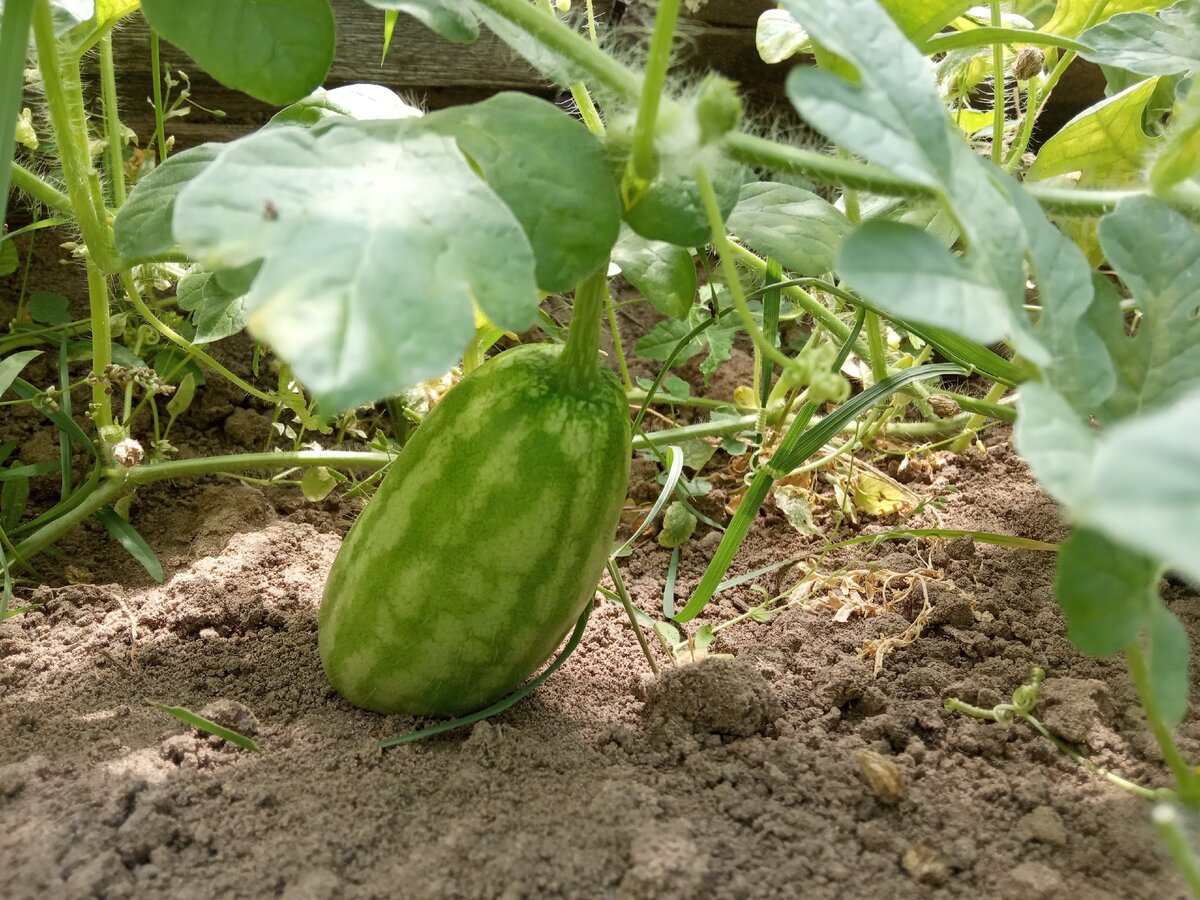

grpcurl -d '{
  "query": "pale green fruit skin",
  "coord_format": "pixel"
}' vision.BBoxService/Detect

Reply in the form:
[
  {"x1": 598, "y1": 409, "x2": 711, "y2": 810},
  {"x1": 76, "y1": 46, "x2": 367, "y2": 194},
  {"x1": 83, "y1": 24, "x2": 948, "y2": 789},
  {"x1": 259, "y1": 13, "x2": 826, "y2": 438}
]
[{"x1": 319, "y1": 345, "x2": 631, "y2": 716}]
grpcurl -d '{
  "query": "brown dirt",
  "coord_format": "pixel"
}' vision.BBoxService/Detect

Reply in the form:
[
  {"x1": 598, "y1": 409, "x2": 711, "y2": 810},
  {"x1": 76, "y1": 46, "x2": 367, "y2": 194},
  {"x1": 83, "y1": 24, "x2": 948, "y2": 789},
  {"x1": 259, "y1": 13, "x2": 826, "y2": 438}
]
[{"x1": 3, "y1": 238, "x2": 1199, "y2": 899}]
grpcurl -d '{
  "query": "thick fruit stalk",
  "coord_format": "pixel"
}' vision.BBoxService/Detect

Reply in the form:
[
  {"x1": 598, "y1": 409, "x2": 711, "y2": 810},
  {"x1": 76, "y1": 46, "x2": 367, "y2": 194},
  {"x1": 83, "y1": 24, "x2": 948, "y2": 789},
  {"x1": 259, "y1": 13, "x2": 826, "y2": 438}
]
[{"x1": 319, "y1": 325, "x2": 630, "y2": 716}]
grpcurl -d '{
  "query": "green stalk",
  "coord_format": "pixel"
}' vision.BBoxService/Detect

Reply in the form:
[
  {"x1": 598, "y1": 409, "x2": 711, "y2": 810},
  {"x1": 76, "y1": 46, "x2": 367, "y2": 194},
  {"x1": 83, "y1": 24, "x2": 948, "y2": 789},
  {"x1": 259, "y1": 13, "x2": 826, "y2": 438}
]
[
  {"x1": 730, "y1": 245, "x2": 872, "y2": 362},
  {"x1": 9, "y1": 162, "x2": 73, "y2": 213},
  {"x1": 608, "y1": 559, "x2": 659, "y2": 674},
  {"x1": 1153, "y1": 806, "x2": 1200, "y2": 896},
  {"x1": 949, "y1": 376, "x2": 1010, "y2": 452},
  {"x1": 86, "y1": 260, "x2": 114, "y2": 430},
  {"x1": 989, "y1": 0, "x2": 1004, "y2": 166},
  {"x1": 31, "y1": 0, "x2": 118, "y2": 270},
  {"x1": 468, "y1": 0, "x2": 1200, "y2": 220},
  {"x1": 628, "y1": 0, "x2": 682, "y2": 184},
  {"x1": 98, "y1": 34, "x2": 126, "y2": 206},
  {"x1": 560, "y1": 266, "x2": 608, "y2": 391},
  {"x1": 757, "y1": 259, "x2": 783, "y2": 411},
  {"x1": 0, "y1": 0, "x2": 35, "y2": 226},
  {"x1": 14, "y1": 450, "x2": 389, "y2": 562},
  {"x1": 696, "y1": 166, "x2": 793, "y2": 372},
  {"x1": 471, "y1": 0, "x2": 642, "y2": 100},
  {"x1": 149, "y1": 32, "x2": 169, "y2": 163},
  {"x1": 1126, "y1": 641, "x2": 1200, "y2": 804},
  {"x1": 606, "y1": 294, "x2": 633, "y2": 390}
]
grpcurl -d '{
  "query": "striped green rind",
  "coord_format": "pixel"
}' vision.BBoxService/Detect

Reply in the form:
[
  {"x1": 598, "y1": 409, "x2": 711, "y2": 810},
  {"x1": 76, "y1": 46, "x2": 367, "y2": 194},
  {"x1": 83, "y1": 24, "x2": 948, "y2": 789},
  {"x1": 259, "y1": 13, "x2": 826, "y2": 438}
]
[{"x1": 319, "y1": 345, "x2": 631, "y2": 716}]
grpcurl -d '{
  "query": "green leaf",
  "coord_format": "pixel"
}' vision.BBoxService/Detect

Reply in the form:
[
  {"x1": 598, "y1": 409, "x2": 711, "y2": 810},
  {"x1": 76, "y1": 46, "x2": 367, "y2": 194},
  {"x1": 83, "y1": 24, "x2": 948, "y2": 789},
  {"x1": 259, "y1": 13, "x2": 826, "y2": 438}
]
[
  {"x1": 114, "y1": 144, "x2": 222, "y2": 259},
  {"x1": 173, "y1": 123, "x2": 538, "y2": 412},
  {"x1": 95, "y1": 506, "x2": 166, "y2": 583},
  {"x1": 413, "y1": 93, "x2": 621, "y2": 292},
  {"x1": 28, "y1": 291, "x2": 71, "y2": 326},
  {"x1": 301, "y1": 466, "x2": 337, "y2": 502},
  {"x1": 612, "y1": 228, "x2": 696, "y2": 319},
  {"x1": 1044, "y1": 0, "x2": 1170, "y2": 38},
  {"x1": 166, "y1": 373, "x2": 197, "y2": 419},
  {"x1": 1007, "y1": 186, "x2": 1115, "y2": 415},
  {"x1": 139, "y1": 0, "x2": 335, "y2": 106},
  {"x1": 1027, "y1": 78, "x2": 1161, "y2": 184},
  {"x1": 635, "y1": 318, "x2": 703, "y2": 363},
  {"x1": 1079, "y1": 1, "x2": 1200, "y2": 75},
  {"x1": 1095, "y1": 195, "x2": 1200, "y2": 418},
  {"x1": 153, "y1": 703, "x2": 261, "y2": 752},
  {"x1": 1054, "y1": 528, "x2": 1158, "y2": 656},
  {"x1": 1, "y1": 470, "x2": 29, "y2": 531},
  {"x1": 0, "y1": 350, "x2": 41, "y2": 399},
  {"x1": 837, "y1": 220, "x2": 1014, "y2": 344},
  {"x1": 782, "y1": 0, "x2": 954, "y2": 187},
  {"x1": 756, "y1": 9, "x2": 808, "y2": 64},
  {"x1": 623, "y1": 164, "x2": 743, "y2": 248},
  {"x1": 879, "y1": 0, "x2": 975, "y2": 41},
  {"x1": 176, "y1": 266, "x2": 248, "y2": 345},
  {"x1": 726, "y1": 182, "x2": 852, "y2": 277},
  {"x1": 269, "y1": 84, "x2": 423, "y2": 129},
  {"x1": 1148, "y1": 605, "x2": 1190, "y2": 725},
  {"x1": 1088, "y1": 389, "x2": 1200, "y2": 585},
  {"x1": 1014, "y1": 382, "x2": 1097, "y2": 508},
  {"x1": 0, "y1": 239, "x2": 17, "y2": 277},
  {"x1": 361, "y1": 0, "x2": 478, "y2": 43}
]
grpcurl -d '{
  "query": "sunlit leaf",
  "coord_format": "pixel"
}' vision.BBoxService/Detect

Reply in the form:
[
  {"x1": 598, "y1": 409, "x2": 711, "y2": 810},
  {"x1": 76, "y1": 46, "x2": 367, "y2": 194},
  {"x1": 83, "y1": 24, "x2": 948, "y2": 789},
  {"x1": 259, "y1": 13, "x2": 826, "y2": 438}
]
[
  {"x1": 1027, "y1": 77, "x2": 1161, "y2": 184},
  {"x1": 173, "y1": 123, "x2": 538, "y2": 411}
]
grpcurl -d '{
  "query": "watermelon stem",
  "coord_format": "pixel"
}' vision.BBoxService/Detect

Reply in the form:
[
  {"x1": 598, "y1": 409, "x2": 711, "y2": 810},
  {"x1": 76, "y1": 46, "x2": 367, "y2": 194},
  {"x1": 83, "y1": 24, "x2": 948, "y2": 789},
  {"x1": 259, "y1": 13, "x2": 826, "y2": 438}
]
[{"x1": 560, "y1": 265, "x2": 609, "y2": 392}]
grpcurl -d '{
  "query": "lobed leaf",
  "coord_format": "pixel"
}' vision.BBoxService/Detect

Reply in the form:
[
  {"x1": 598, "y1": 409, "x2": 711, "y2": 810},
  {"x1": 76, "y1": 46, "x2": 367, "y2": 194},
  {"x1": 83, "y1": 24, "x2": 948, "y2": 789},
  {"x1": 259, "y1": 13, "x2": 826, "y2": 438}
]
[
  {"x1": 114, "y1": 144, "x2": 222, "y2": 260},
  {"x1": 1027, "y1": 78, "x2": 1161, "y2": 184},
  {"x1": 612, "y1": 229, "x2": 696, "y2": 320},
  {"x1": 173, "y1": 123, "x2": 539, "y2": 412},
  {"x1": 1078, "y1": 0, "x2": 1200, "y2": 74},
  {"x1": 727, "y1": 182, "x2": 852, "y2": 278},
  {"x1": 1094, "y1": 195, "x2": 1200, "y2": 419}
]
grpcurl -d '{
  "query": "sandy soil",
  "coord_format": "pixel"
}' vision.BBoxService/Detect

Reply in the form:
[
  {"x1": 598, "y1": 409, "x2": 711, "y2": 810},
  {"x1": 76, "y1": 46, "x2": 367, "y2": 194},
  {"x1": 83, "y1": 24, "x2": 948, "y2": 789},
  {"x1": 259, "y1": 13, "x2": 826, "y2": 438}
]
[{"x1": 2, "y1": 232, "x2": 1198, "y2": 900}]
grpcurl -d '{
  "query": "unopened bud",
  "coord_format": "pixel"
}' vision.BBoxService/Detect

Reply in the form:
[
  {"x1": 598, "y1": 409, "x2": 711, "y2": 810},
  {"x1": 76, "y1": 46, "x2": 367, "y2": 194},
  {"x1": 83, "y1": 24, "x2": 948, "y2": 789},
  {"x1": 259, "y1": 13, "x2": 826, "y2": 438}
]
[
  {"x1": 1013, "y1": 47, "x2": 1044, "y2": 81},
  {"x1": 695, "y1": 74, "x2": 742, "y2": 146}
]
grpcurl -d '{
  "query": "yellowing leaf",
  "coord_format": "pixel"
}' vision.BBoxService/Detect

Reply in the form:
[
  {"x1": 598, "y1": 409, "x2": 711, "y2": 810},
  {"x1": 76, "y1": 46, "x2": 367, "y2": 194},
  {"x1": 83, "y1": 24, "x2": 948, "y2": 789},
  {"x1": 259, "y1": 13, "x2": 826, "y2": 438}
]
[
  {"x1": 1027, "y1": 77, "x2": 1161, "y2": 184},
  {"x1": 851, "y1": 472, "x2": 917, "y2": 516},
  {"x1": 1044, "y1": 0, "x2": 1169, "y2": 38}
]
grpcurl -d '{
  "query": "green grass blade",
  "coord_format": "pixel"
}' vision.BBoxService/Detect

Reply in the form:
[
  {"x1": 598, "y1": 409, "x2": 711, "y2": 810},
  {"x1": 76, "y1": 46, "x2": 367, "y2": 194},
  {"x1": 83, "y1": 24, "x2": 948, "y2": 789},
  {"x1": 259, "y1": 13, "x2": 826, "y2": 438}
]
[
  {"x1": 153, "y1": 703, "x2": 260, "y2": 752},
  {"x1": 10, "y1": 378, "x2": 97, "y2": 456},
  {"x1": 771, "y1": 363, "x2": 964, "y2": 474},
  {"x1": 663, "y1": 544, "x2": 680, "y2": 618},
  {"x1": 380, "y1": 603, "x2": 593, "y2": 748},
  {"x1": 382, "y1": 9, "x2": 398, "y2": 63},
  {"x1": 57, "y1": 338, "x2": 72, "y2": 500},
  {"x1": 0, "y1": 0, "x2": 35, "y2": 226},
  {"x1": 95, "y1": 506, "x2": 166, "y2": 583},
  {"x1": 0, "y1": 350, "x2": 42, "y2": 398},
  {"x1": 674, "y1": 363, "x2": 963, "y2": 622},
  {"x1": 613, "y1": 444, "x2": 683, "y2": 557}
]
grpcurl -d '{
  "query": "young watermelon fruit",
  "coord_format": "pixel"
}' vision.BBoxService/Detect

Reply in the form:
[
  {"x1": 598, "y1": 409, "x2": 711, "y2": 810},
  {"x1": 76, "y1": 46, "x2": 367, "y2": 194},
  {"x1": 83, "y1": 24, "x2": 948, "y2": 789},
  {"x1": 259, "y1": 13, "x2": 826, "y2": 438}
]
[{"x1": 319, "y1": 343, "x2": 631, "y2": 716}]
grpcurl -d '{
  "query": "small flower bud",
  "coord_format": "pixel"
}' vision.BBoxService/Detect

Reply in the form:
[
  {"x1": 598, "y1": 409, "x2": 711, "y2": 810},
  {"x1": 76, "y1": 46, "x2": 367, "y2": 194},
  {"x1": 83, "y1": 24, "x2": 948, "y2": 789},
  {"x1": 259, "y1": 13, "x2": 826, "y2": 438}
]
[
  {"x1": 1013, "y1": 47, "x2": 1044, "y2": 81},
  {"x1": 695, "y1": 74, "x2": 743, "y2": 146}
]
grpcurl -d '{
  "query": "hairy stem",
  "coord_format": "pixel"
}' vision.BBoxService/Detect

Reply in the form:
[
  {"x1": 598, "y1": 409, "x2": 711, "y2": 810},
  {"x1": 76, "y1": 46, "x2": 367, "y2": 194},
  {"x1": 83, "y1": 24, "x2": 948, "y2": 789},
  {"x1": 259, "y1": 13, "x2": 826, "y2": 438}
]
[
  {"x1": 14, "y1": 450, "x2": 390, "y2": 562},
  {"x1": 629, "y1": 0, "x2": 681, "y2": 183},
  {"x1": 31, "y1": 0, "x2": 118, "y2": 270},
  {"x1": 98, "y1": 34, "x2": 126, "y2": 206}
]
